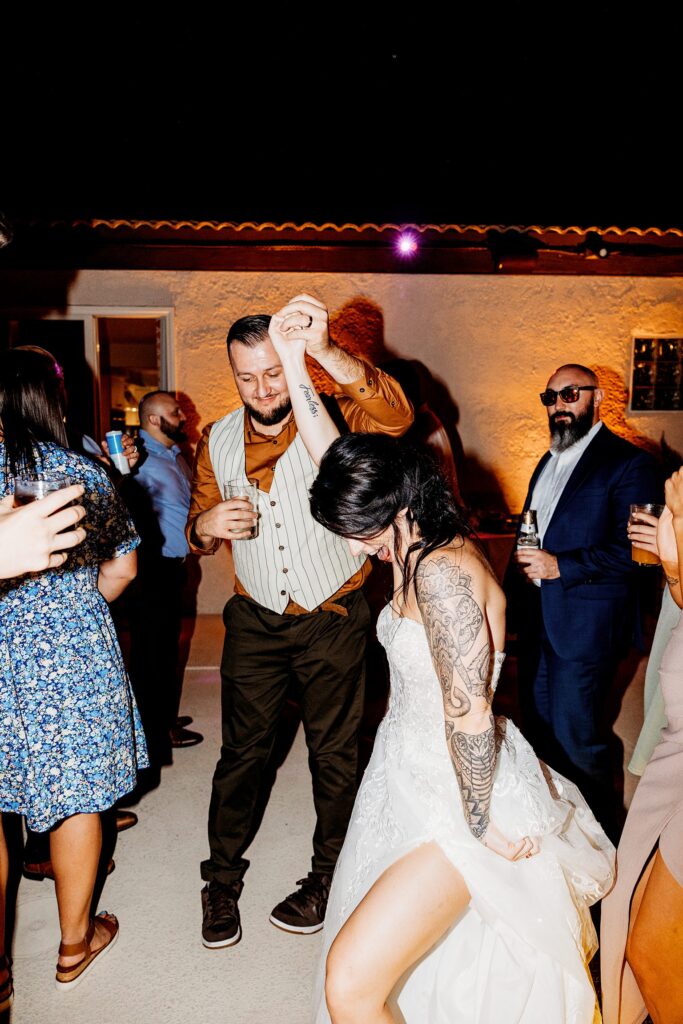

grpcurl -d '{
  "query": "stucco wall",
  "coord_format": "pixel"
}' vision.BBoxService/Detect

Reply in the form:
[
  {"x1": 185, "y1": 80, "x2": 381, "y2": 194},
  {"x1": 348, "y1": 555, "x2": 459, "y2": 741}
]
[{"x1": 4, "y1": 269, "x2": 683, "y2": 612}]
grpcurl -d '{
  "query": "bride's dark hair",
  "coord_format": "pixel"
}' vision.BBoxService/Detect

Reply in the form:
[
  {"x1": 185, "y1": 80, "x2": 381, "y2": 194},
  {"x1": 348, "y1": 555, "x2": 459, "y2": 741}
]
[{"x1": 310, "y1": 433, "x2": 472, "y2": 599}]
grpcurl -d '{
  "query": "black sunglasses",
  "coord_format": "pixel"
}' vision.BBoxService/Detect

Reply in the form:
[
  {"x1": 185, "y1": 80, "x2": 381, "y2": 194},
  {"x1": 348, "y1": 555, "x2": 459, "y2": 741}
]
[{"x1": 539, "y1": 385, "x2": 597, "y2": 407}]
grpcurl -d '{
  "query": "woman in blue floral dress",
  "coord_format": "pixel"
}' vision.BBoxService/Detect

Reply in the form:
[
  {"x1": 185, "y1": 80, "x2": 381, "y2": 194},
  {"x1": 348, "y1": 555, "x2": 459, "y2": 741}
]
[{"x1": 0, "y1": 348, "x2": 148, "y2": 1003}]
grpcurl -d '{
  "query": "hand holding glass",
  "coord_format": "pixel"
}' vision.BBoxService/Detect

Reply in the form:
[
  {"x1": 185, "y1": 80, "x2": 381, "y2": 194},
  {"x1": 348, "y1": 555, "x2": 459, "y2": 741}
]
[
  {"x1": 225, "y1": 480, "x2": 259, "y2": 540},
  {"x1": 0, "y1": 484, "x2": 86, "y2": 576},
  {"x1": 628, "y1": 503, "x2": 665, "y2": 565},
  {"x1": 13, "y1": 472, "x2": 70, "y2": 505}
]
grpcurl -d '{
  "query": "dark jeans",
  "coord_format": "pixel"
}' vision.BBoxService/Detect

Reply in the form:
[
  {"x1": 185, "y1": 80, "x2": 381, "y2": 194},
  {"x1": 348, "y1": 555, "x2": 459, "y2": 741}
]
[
  {"x1": 127, "y1": 556, "x2": 186, "y2": 766},
  {"x1": 519, "y1": 621, "x2": 619, "y2": 841},
  {"x1": 201, "y1": 590, "x2": 370, "y2": 886}
]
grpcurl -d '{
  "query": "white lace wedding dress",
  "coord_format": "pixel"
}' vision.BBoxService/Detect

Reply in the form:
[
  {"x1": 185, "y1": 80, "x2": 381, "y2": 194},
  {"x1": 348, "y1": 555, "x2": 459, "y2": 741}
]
[{"x1": 312, "y1": 607, "x2": 615, "y2": 1023}]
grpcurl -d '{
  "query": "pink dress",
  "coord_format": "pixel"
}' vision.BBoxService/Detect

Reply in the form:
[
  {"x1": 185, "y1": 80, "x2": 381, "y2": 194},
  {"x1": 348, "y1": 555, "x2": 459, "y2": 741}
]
[{"x1": 600, "y1": 611, "x2": 683, "y2": 1024}]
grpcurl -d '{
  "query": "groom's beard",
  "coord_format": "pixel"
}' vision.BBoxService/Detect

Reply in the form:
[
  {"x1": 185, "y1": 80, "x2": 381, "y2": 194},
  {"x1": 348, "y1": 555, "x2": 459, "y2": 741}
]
[
  {"x1": 244, "y1": 395, "x2": 293, "y2": 427},
  {"x1": 549, "y1": 398, "x2": 595, "y2": 452}
]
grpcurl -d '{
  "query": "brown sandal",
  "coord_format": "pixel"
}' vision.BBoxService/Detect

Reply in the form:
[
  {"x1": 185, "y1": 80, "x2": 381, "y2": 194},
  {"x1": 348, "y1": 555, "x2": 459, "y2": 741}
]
[
  {"x1": 55, "y1": 912, "x2": 119, "y2": 991},
  {"x1": 0, "y1": 953, "x2": 13, "y2": 1012}
]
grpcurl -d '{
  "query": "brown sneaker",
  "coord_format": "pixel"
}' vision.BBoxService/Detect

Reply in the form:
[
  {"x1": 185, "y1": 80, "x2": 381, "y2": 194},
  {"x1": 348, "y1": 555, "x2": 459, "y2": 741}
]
[
  {"x1": 269, "y1": 872, "x2": 332, "y2": 934},
  {"x1": 201, "y1": 881, "x2": 242, "y2": 948}
]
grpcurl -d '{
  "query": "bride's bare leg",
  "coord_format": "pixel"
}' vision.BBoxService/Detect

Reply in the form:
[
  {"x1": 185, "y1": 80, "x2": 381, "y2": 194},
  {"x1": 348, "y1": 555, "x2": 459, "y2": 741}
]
[{"x1": 325, "y1": 842, "x2": 470, "y2": 1024}]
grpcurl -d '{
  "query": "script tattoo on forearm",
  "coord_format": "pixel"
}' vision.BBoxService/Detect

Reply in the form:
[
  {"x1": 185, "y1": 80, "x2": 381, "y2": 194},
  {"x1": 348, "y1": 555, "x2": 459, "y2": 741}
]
[
  {"x1": 451, "y1": 716, "x2": 496, "y2": 839},
  {"x1": 416, "y1": 556, "x2": 497, "y2": 840},
  {"x1": 298, "y1": 383, "x2": 319, "y2": 417}
]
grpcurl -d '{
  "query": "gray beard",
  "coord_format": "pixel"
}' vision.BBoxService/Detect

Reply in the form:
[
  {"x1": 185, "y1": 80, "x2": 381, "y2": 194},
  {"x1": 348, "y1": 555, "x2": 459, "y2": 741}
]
[{"x1": 549, "y1": 405, "x2": 595, "y2": 452}]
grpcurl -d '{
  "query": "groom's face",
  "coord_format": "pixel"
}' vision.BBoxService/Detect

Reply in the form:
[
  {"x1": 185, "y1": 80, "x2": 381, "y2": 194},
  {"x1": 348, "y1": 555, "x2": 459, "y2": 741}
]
[{"x1": 229, "y1": 338, "x2": 293, "y2": 427}]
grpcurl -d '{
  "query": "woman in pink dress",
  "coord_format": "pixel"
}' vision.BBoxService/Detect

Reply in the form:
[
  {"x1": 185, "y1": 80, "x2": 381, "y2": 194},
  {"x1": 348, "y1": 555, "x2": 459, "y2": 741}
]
[{"x1": 600, "y1": 469, "x2": 683, "y2": 1024}]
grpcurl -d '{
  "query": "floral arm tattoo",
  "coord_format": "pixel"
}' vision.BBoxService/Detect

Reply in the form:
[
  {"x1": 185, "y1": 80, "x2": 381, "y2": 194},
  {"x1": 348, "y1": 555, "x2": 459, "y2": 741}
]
[{"x1": 416, "y1": 555, "x2": 497, "y2": 841}]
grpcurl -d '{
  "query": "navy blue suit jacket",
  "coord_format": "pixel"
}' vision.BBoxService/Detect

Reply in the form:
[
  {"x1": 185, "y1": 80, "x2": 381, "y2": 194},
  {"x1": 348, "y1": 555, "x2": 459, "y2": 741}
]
[{"x1": 511, "y1": 425, "x2": 661, "y2": 662}]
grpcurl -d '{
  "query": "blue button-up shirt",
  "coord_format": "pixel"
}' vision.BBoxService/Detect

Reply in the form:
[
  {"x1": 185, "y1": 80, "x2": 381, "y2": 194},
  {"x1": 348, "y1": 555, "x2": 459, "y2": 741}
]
[{"x1": 134, "y1": 429, "x2": 192, "y2": 558}]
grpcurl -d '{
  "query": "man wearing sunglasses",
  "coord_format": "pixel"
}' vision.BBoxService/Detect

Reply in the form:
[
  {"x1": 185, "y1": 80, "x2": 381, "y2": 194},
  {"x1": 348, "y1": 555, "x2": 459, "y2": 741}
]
[{"x1": 507, "y1": 363, "x2": 661, "y2": 841}]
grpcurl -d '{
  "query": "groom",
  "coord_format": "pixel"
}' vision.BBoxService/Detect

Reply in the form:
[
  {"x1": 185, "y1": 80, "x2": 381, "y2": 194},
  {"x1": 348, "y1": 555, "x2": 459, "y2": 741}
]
[{"x1": 186, "y1": 294, "x2": 413, "y2": 947}]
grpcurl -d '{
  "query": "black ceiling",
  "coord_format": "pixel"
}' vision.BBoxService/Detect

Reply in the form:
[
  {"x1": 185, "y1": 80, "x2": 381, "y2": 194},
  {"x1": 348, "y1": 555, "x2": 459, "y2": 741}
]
[{"x1": 3, "y1": 7, "x2": 683, "y2": 229}]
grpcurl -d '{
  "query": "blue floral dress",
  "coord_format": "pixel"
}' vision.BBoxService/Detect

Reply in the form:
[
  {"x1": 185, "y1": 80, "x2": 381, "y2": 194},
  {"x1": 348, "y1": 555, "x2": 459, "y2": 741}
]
[{"x1": 0, "y1": 442, "x2": 149, "y2": 831}]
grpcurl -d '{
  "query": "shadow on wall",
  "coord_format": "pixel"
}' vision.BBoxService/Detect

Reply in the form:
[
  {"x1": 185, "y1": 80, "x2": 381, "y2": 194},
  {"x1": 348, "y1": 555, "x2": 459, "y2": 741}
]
[
  {"x1": 596, "y1": 364, "x2": 660, "y2": 456},
  {"x1": 594, "y1": 363, "x2": 683, "y2": 472},
  {"x1": 177, "y1": 390, "x2": 202, "y2": 448},
  {"x1": 319, "y1": 296, "x2": 507, "y2": 511},
  {"x1": 320, "y1": 299, "x2": 512, "y2": 755}
]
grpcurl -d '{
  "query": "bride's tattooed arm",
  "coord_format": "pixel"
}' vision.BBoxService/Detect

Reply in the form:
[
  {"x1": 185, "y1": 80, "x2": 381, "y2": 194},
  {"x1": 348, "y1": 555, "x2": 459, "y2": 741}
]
[{"x1": 415, "y1": 554, "x2": 496, "y2": 841}]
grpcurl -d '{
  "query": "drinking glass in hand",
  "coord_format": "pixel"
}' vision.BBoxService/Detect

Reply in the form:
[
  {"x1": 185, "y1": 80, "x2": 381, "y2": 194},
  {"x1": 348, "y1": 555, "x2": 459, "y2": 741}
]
[
  {"x1": 226, "y1": 479, "x2": 260, "y2": 539},
  {"x1": 629, "y1": 503, "x2": 665, "y2": 565},
  {"x1": 13, "y1": 473, "x2": 70, "y2": 507}
]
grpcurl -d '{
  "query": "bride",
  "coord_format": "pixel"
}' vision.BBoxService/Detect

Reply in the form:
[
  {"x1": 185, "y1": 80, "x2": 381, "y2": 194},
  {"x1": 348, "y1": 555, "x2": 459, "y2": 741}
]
[{"x1": 268, "y1": 298, "x2": 615, "y2": 1024}]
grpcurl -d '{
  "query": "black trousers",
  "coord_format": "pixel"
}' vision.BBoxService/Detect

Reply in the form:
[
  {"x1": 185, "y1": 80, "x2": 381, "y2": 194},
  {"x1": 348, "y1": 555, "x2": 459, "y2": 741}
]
[
  {"x1": 518, "y1": 621, "x2": 620, "y2": 842},
  {"x1": 127, "y1": 555, "x2": 186, "y2": 767},
  {"x1": 201, "y1": 590, "x2": 370, "y2": 886}
]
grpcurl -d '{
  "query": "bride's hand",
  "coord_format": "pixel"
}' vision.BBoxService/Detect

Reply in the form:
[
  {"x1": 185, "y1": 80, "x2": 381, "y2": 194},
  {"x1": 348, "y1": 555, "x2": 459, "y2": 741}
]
[{"x1": 483, "y1": 822, "x2": 540, "y2": 861}]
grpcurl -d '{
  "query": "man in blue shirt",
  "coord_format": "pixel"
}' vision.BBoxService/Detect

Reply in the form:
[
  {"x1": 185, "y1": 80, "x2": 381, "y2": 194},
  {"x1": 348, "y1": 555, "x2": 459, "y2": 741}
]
[{"x1": 125, "y1": 390, "x2": 203, "y2": 770}]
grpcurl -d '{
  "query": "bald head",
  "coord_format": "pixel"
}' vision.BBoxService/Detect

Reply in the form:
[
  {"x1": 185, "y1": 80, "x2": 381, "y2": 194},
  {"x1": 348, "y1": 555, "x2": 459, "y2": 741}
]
[
  {"x1": 543, "y1": 364, "x2": 603, "y2": 452},
  {"x1": 139, "y1": 390, "x2": 187, "y2": 447},
  {"x1": 550, "y1": 364, "x2": 598, "y2": 387}
]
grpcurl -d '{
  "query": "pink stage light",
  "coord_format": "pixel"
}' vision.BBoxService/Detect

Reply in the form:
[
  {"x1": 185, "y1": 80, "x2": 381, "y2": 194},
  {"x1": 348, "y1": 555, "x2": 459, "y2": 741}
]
[{"x1": 396, "y1": 233, "x2": 418, "y2": 257}]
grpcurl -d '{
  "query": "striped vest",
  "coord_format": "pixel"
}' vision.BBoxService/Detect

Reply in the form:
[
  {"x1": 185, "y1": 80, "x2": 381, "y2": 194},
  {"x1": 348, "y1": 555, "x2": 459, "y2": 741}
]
[{"x1": 208, "y1": 408, "x2": 366, "y2": 613}]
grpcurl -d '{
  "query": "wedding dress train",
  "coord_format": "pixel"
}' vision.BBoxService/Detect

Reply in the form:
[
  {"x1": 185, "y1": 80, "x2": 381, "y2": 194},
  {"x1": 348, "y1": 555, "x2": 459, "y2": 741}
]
[{"x1": 313, "y1": 606, "x2": 615, "y2": 1023}]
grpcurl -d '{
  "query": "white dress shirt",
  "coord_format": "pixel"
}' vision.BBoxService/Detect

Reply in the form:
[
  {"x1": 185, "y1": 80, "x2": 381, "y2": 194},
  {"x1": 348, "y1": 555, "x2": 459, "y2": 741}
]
[{"x1": 528, "y1": 421, "x2": 603, "y2": 585}]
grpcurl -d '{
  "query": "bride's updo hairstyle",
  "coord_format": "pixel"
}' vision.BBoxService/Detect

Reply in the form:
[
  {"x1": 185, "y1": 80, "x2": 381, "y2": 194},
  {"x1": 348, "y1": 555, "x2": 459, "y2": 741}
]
[{"x1": 310, "y1": 433, "x2": 472, "y2": 599}]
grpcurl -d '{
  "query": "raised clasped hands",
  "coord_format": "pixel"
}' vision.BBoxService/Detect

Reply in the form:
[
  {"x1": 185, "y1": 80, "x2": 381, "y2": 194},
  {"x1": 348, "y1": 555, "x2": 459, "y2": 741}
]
[
  {"x1": 195, "y1": 497, "x2": 258, "y2": 543},
  {"x1": 268, "y1": 294, "x2": 330, "y2": 362},
  {"x1": 483, "y1": 821, "x2": 541, "y2": 861}
]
